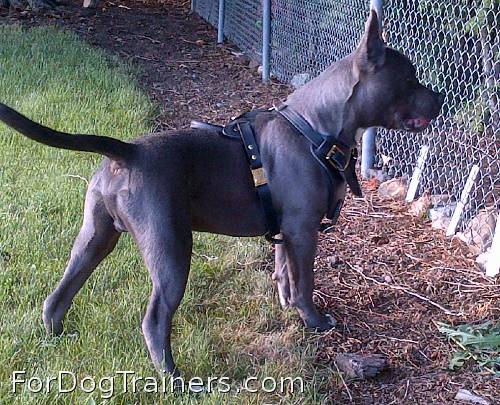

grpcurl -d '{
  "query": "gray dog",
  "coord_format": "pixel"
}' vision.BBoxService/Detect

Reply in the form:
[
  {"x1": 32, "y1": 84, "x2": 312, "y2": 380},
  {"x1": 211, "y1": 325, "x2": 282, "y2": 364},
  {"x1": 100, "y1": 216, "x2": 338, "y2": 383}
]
[{"x1": 0, "y1": 11, "x2": 443, "y2": 376}]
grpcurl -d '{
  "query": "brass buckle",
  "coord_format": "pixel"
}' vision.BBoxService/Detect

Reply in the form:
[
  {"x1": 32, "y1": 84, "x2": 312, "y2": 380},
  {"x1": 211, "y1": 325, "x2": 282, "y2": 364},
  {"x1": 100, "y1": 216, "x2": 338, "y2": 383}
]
[
  {"x1": 252, "y1": 167, "x2": 267, "y2": 187},
  {"x1": 326, "y1": 144, "x2": 350, "y2": 170},
  {"x1": 326, "y1": 144, "x2": 343, "y2": 161}
]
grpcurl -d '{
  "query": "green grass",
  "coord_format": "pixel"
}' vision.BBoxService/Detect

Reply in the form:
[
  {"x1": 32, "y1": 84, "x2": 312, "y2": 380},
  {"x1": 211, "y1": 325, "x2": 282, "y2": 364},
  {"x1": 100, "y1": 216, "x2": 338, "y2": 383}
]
[{"x1": 0, "y1": 25, "x2": 331, "y2": 404}]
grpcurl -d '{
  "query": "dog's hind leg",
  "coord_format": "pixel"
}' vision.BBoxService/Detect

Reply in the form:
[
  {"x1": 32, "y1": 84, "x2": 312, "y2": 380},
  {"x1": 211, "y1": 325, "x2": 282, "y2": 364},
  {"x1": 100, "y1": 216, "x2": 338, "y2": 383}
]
[
  {"x1": 135, "y1": 215, "x2": 192, "y2": 376},
  {"x1": 272, "y1": 243, "x2": 291, "y2": 308},
  {"x1": 43, "y1": 191, "x2": 120, "y2": 335}
]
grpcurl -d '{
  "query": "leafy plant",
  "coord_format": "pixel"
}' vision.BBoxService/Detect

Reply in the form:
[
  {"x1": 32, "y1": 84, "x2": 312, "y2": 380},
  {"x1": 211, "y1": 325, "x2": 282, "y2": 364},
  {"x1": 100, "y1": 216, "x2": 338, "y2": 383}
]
[{"x1": 437, "y1": 321, "x2": 500, "y2": 374}]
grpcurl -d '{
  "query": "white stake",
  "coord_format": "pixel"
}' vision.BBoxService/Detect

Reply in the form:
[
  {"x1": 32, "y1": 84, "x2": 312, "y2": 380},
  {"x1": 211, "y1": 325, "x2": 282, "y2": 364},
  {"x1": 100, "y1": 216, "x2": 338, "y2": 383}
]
[
  {"x1": 486, "y1": 213, "x2": 500, "y2": 277},
  {"x1": 406, "y1": 145, "x2": 429, "y2": 202},
  {"x1": 446, "y1": 164, "x2": 480, "y2": 237}
]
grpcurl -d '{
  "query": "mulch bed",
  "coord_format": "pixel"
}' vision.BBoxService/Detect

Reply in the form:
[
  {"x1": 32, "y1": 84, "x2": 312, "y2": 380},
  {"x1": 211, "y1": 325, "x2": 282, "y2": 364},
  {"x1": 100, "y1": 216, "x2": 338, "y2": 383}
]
[
  {"x1": 1, "y1": 0, "x2": 498, "y2": 403},
  {"x1": 315, "y1": 188, "x2": 499, "y2": 403},
  {"x1": 1, "y1": 0, "x2": 288, "y2": 128}
]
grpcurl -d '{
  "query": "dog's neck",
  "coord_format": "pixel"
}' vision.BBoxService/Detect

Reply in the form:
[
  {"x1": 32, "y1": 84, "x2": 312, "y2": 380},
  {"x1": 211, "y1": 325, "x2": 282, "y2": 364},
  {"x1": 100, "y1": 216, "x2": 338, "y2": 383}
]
[{"x1": 284, "y1": 55, "x2": 362, "y2": 149}]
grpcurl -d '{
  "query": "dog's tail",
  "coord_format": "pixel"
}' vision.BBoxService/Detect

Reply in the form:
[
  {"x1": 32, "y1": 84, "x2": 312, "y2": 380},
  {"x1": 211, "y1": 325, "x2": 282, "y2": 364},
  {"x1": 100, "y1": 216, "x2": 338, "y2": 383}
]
[{"x1": 0, "y1": 103, "x2": 136, "y2": 161}]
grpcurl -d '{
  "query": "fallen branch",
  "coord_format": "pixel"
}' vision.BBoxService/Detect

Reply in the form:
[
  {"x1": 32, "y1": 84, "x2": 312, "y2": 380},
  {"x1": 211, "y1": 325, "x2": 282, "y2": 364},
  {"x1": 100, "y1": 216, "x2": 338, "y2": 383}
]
[
  {"x1": 345, "y1": 261, "x2": 464, "y2": 316},
  {"x1": 333, "y1": 360, "x2": 353, "y2": 402},
  {"x1": 335, "y1": 353, "x2": 389, "y2": 379}
]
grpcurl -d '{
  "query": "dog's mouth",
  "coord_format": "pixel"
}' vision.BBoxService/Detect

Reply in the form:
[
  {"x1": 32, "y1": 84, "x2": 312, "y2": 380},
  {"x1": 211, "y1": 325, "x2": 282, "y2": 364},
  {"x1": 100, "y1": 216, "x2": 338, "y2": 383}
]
[{"x1": 402, "y1": 117, "x2": 431, "y2": 132}]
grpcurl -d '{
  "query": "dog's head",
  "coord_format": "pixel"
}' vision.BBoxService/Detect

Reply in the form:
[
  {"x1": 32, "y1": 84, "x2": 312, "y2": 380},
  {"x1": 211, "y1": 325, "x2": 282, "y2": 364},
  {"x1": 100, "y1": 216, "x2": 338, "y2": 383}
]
[{"x1": 352, "y1": 10, "x2": 444, "y2": 132}]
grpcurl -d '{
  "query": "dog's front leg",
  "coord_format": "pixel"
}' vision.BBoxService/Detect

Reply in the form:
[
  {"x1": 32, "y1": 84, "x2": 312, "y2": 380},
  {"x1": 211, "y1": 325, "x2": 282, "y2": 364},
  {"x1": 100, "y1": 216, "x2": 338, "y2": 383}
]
[
  {"x1": 272, "y1": 243, "x2": 291, "y2": 308},
  {"x1": 281, "y1": 225, "x2": 336, "y2": 331}
]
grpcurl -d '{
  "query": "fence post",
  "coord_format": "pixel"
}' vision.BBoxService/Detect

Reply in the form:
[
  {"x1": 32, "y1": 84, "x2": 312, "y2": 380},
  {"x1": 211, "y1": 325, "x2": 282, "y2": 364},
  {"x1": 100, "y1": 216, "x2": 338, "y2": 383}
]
[
  {"x1": 262, "y1": 0, "x2": 271, "y2": 82},
  {"x1": 361, "y1": 0, "x2": 384, "y2": 179},
  {"x1": 446, "y1": 164, "x2": 480, "y2": 237},
  {"x1": 406, "y1": 145, "x2": 429, "y2": 202},
  {"x1": 486, "y1": 213, "x2": 500, "y2": 277},
  {"x1": 217, "y1": 0, "x2": 225, "y2": 44}
]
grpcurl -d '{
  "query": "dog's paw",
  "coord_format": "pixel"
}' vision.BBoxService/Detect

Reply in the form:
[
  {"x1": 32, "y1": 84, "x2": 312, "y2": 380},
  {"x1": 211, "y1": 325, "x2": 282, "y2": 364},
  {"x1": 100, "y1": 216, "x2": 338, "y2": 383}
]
[
  {"x1": 42, "y1": 300, "x2": 64, "y2": 336},
  {"x1": 324, "y1": 313, "x2": 337, "y2": 328},
  {"x1": 307, "y1": 313, "x2": 336, "y2": 332}
]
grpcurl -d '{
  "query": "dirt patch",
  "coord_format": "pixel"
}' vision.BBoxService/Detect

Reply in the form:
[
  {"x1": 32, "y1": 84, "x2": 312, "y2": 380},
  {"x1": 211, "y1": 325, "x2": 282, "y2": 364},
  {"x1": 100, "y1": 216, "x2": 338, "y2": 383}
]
[
  {"x1": 1, "y1": 0, "x2": 288, "y2": 129},
  {"x1": 1, "y1": 1, "x2": 498, "y2": 403}
]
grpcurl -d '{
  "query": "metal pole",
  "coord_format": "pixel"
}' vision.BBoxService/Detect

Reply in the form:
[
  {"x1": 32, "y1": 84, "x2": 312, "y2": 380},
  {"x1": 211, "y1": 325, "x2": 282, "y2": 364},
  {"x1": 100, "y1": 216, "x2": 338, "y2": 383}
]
[
  {"x1": 217, "y1": 0, "x2": 225, "y2": 44},
  {"x1": 191, "y1": 0, "x2": 195, "y2": 13},
  {"x1": 361, "y1": 0, "x2": 384, "y2": 179},
  {"x1": 361, "y1": 128, "x2": 376, "y2": 179},
  {"x1": 262, "y1": 0, "x2": 271, "y2": 82}
]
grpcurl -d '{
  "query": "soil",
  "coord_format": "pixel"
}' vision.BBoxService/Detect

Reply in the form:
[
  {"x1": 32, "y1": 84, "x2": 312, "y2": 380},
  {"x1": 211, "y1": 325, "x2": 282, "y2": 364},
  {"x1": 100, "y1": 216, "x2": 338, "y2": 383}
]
[{"x1": 1, "y1": 0, "x2": 498, "y2": 403}]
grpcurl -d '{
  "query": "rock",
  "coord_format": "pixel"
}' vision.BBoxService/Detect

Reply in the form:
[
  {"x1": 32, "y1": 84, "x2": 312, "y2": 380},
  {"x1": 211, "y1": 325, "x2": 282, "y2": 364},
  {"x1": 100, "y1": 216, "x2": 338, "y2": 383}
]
[
  {"x1": 429, "y1": 203, "x2": 457, "y2": 231},
  {"x1": 257, "y1": 65, "x2": 263, "y2": 74},
  {"x1": 455, "y1": 388, "x2": 490, "y2": 405},
  {"x1": 365, "y1": 177, "x2": 381, "y2": 191},
  {"x1": 248, "y1": 59, "x2": 259, "y2": 69},
  {"x1": 367, "y1": 169, "x2": 389, "y2": 182},
  {"x1": 378, "y1": 178, "x2": 407, "y2": 200},
  {"x1": 430, "y1": 194, "x2": 451, "y2": 206},
  {"x1": 429, "y1": 203, "x2": 457, "y2": 221},
  {"x1": 458, "y1": 208, "x2": 497, "y2": 254},
  {"x1": 291, "y1": 73, "x2": 310, "y2": 89},
  {"x1": 475, "y1": 250, "x2": 490, "y2": 271},
  {"x1": 335, "y1": 353, "x2": 389, "y2": 379},
  {"x1": 327, "y1": 255, "x2": 339, "y2": 267},
  {"x1": 409, "y1": 192, "x2": 431, "y2": 218},
  {"x1": 432, "y1": 216, "x2": 452, "y2": 231}
]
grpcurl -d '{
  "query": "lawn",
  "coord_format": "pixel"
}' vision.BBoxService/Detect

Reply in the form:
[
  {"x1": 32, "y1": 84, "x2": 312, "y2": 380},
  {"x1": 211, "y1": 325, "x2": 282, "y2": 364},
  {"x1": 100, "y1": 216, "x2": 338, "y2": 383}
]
[{"x1": 0, "y1": 25, "x2": 330, "y2": 404}]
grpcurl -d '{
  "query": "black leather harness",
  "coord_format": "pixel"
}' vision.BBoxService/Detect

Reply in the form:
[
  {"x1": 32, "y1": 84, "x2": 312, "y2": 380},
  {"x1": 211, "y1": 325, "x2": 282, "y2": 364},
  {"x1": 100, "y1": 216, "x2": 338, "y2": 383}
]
[
  {"x1": 276, "y1": 105, "x2": 363, "y2": 226},
  {"x1": 190, "y1": 106, "x2": 362, "y2": 243}
]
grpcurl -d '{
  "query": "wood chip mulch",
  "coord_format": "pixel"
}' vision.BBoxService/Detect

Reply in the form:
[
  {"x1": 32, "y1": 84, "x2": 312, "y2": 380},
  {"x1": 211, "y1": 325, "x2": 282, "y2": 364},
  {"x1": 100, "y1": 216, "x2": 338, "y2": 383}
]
[{"x1": 314, "y1": 186, "x2": 499, "y2": 404}]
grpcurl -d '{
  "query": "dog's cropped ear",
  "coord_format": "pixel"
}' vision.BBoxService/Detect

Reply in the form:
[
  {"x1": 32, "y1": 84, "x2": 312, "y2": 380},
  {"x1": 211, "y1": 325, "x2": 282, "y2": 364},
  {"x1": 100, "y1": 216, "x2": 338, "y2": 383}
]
[{"x1": 355, "y1": 9, "x2": 385, "y2": 72}]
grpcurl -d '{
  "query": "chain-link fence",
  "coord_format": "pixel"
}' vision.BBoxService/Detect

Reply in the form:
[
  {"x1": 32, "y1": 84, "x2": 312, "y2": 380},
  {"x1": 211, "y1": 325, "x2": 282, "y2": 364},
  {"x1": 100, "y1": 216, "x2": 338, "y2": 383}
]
[
  {"x1": 377, "y1": 1, "x2": 499, "y2": 254},
  {"x1": 194, "y1": 0, "x2": 499, "y2": 255},
  {"x1": 194, "y1": 0, "x2": 263, "y2": 61},
  {"x1": 270, "y1": 0, "x2": 369, "y2": 82}
]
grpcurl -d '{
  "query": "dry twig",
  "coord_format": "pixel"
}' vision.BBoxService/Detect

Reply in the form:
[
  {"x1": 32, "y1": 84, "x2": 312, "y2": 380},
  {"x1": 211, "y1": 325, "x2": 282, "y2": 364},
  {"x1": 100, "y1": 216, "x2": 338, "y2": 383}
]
[{"x1": 345, "y1": 261, "x2": 464, "y2": 316}]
